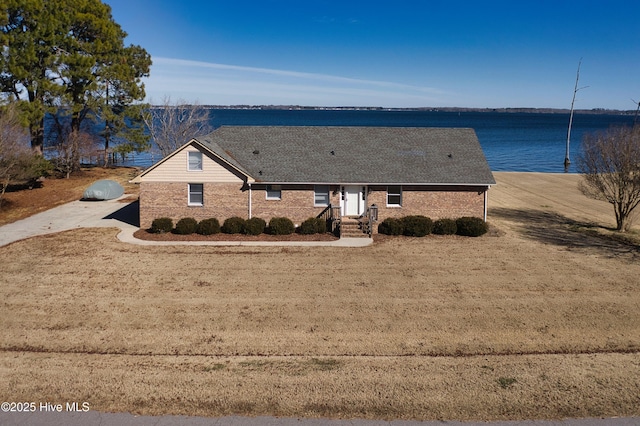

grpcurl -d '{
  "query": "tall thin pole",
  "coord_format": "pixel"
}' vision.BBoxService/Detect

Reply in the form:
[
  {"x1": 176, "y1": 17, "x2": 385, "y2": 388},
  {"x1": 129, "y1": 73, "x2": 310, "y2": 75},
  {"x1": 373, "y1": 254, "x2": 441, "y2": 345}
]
[{"x1": 565, "y1": 59, "x2": 588, "y2": 171}]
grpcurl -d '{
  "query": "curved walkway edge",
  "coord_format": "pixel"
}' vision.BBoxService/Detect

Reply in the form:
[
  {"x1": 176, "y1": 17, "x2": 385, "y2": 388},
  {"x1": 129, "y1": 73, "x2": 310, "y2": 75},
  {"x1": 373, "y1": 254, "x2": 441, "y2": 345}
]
[
  {"x1": 0, "y1": 412, "x2": 637, "y2": 426},
  {"x1": 0, "y1": 198, "x2": 372, "y2": 248}
]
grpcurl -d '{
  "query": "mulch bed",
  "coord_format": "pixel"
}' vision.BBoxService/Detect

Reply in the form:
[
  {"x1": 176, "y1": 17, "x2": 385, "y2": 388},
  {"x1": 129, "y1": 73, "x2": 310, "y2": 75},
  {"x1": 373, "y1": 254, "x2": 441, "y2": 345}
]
[{"x1": 133, "y1": 229, "x2": 340, "y2": 242}]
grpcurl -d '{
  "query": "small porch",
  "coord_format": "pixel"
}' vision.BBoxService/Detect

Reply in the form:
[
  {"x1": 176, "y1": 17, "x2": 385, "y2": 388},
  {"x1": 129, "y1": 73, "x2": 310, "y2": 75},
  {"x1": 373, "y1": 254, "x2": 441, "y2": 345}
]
[{"x1": 317, "y1": 204, "x2": 378, "y2": 238}]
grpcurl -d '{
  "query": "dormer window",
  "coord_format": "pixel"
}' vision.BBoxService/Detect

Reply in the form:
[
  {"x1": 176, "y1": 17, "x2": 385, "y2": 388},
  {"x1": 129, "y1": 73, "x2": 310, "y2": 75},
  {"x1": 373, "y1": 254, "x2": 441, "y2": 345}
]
[{"x1": 188, "y1": 151, "x2": 203, "y2": 171}]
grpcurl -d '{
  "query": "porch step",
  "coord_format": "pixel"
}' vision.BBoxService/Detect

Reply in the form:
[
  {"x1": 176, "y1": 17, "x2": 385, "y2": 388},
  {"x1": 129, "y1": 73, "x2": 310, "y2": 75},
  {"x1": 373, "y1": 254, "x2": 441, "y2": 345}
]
[{"x1": 339, "y1": 219, "x2": 370, "y2": 238}]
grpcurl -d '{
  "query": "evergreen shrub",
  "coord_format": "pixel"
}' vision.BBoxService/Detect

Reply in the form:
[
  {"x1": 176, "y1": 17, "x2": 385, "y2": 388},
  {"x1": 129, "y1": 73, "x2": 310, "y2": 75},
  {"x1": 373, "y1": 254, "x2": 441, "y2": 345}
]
[
  {"x1": 456, "y1": 216, "x2": 488, "y2": 237},
  {"x1": 244, "y1": 217, "x2": 266, "y2": 235},
  {"x1": 197, "y1": 218, "x2": 220, "y2": 235},
  {"x1": 378, "y1": 217, "x2": 404, "y2": 235},
  {"x1": 433, "y1": 218, "x2": 458, "y2": 235},
  {"x1": 174, "y1": 217, "x2": 198, "y2": 235},
  {"x1": 268, "y1": 217, "x2": 295, "y2": 235},
  {"x1": 150, "y1": 217, "x2": 173, "y2": 233},
  {"x1": 299, "y1": 217, "x2": 326, "y2": 234},
  {"x1": 402, "y1": 215, "x2": 433, "y2": 237},
  {"x1": 221, "y1": 216, "x2": 246, "y2": 234}
]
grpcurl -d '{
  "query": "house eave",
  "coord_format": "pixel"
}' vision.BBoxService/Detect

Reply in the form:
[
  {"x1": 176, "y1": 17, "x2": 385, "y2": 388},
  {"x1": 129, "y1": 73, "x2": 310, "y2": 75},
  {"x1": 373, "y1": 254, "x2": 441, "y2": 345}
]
[{"x1": 249, "y1": 181, "x2": 494, "y2": 187}]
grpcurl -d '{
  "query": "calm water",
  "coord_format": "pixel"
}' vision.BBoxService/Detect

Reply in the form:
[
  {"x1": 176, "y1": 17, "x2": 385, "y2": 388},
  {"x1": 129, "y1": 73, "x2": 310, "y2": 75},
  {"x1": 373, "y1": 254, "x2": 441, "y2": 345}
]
[{"x1": 124, "y1": 109, "x2": 637, "y2": 173}]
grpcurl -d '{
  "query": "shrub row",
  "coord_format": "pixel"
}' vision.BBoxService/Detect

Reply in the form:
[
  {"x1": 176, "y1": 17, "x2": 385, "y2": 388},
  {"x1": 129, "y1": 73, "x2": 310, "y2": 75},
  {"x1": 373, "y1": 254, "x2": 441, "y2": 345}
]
[
  {"x1": 378, "y1": 216, "x2": 488, "y2": 237},
  {"x1": 150, "y1": 216, "x2": 328, "y2": 236}
]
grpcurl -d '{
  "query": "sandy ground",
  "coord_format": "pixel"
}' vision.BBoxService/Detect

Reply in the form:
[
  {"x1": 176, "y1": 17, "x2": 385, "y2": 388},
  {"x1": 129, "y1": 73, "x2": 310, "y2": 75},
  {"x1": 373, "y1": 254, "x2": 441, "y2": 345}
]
[{"x1": 0, "y1": 172, "x2": 639, "y2": 421}]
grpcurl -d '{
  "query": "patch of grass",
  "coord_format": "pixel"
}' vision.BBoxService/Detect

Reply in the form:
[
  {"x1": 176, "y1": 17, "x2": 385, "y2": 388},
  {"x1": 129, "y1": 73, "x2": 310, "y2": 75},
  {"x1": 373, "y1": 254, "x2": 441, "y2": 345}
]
[
  {"x1": 308, "y1": 357, "x2": 340, "y2": 371},
  {"x1": 497, "y1": 377, "x2": 518, "y2": 389},
  {"x1": 203, "y1": 363, "x2": 226, "y2": 372}
]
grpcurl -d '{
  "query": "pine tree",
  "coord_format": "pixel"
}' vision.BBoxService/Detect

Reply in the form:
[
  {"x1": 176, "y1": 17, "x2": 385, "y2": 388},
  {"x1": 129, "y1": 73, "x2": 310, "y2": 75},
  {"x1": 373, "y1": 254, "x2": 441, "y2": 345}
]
[{"x1": 1, "y1": 0, "x2": 151, "y2": 158}]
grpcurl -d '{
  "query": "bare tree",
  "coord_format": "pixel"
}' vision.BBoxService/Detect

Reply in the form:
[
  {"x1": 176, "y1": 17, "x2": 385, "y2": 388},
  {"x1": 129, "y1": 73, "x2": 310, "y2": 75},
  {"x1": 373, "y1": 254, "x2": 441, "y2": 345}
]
[
  {"x1": 53, "y1": 130, "x2": 98, "y2": 179},
  {"x1": 0, "y1": 104, "x2": 52, "y2": 206},
  {"x1": 144, "y1": 97, "x2": 212, "y2": 158},
  {"x1": 577, "y1": 125, "x2": 640, "y2": 231}
]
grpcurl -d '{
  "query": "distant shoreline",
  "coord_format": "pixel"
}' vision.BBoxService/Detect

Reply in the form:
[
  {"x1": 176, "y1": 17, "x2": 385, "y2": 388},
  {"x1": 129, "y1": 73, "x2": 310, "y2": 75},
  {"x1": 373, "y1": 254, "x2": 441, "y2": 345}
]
[{"x1": 195, "y1": 105, "x2": 637, "y2": 115}]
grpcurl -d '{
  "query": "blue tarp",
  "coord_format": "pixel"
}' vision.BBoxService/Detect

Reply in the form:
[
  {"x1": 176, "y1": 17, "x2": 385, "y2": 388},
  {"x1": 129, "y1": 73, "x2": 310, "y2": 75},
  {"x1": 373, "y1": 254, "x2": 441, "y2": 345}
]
[{"x1": 83, "y1": 180, "x2": 124, "y2": 200}]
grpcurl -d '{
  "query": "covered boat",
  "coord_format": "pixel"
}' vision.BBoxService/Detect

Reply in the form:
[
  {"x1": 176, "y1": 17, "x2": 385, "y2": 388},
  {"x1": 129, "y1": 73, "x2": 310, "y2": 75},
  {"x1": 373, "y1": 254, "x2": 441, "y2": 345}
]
[{"x1": 82, "y1": 179, "x2": 124, "y2": 200}]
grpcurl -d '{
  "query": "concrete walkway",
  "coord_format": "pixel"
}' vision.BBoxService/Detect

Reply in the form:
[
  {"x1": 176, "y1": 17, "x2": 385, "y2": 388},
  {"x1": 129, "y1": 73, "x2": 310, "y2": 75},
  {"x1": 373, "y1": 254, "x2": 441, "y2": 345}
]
[{"x1": 0, "y1": 198, "x2": 372, "y2": 248}]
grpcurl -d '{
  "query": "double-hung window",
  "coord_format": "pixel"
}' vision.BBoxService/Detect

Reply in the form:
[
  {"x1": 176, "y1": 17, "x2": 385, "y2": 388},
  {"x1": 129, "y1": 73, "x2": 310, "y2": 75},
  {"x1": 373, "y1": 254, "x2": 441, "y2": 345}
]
[
  {"x1": 266, "y1": 185, "x2": 281, "y2": 200},
  {"x1": 187, "y1": 151, "x2": 203, "y2": 171},
  {"x1": 188, "y1": 183, "x2": 203, "y2": 206},
  {"x1": 314, "y1": 185, "x2": 330, "y2": 206},
  {"x1": 387, "y1": 185, "x2": 402, "y2": 206}
]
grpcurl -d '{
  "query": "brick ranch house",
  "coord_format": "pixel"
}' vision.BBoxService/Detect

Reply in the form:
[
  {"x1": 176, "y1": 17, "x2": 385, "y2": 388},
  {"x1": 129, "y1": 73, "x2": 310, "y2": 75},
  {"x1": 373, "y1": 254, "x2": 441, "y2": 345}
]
[{"x1": 131, "y1": 126, "x2": 496, "y2": 235}]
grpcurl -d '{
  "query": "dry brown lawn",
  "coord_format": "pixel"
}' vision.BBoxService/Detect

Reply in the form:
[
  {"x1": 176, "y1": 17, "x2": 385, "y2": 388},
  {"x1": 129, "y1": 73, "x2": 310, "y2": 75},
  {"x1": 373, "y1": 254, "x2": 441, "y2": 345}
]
[{"x1": 0, "y1": 172, "x2": 639, "y2": 421}]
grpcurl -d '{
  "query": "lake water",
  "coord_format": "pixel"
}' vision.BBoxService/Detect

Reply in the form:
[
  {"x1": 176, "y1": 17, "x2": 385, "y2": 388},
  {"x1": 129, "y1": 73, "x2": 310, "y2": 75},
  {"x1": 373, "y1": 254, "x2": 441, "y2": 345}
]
[{"x1": 123, "y1": 109, "x2": 637, "y2": 173}]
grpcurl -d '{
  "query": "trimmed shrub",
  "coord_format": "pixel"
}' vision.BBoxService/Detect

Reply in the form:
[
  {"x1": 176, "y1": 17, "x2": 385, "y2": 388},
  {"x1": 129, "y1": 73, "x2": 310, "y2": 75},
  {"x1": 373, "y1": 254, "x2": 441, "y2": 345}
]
[
  {"x1": 433, "y1": 218, "x2": 458, "y2": 235},
  {"x1": 221, "y1": 216, "x2": 246, "y2": 234},
  {"x1": 314, "y1": 217, "x2": 328, "y2": 233},
  {"x1": 197, "y1": 218, "x2": 220, "y2": 235},
  {"x1": 174, "y1": 217, "x2": 198, "y2": 235},
  {"x1": 150, "y1": 217, "x2": 173, "y2": 233},
  {"x1": 402, "y1": 215, "x2": 433, "y2": 237},
  {"x1": 244, "y1": 217, "x2": 266, "y2": 235},
  {"x1": 268, "y1": 217, "x2": 295, "y2": 235},
  {"x1": 456, "y1": 216, "x2": 488, "y2": 237},
  {"x1": 378, "y1": 217, "x2": 404, "y2": 235},
  {"x1": 299, "y1": 217, "x2": 326, "y2": 234}
]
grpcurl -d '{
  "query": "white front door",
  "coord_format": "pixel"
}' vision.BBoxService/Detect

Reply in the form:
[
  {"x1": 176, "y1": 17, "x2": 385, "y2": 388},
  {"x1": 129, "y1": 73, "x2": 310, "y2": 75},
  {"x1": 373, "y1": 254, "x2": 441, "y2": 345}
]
[{"x1": 343, "y1": 185, "x2": 363, "y2": 216}]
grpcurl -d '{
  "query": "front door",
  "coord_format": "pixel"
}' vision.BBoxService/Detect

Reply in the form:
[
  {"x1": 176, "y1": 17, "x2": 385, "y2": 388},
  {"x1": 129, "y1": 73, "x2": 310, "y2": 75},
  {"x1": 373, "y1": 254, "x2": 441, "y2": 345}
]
[{"x1": 344, "y1": 185, "x2": 363, "y2": 216}]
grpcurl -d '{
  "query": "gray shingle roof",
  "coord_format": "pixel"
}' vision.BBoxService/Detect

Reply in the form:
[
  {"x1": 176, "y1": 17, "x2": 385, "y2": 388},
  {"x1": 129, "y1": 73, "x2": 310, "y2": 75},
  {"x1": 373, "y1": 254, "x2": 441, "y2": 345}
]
[{"x1": 196, "y1": 126, "x2": 495, "y2": 185}]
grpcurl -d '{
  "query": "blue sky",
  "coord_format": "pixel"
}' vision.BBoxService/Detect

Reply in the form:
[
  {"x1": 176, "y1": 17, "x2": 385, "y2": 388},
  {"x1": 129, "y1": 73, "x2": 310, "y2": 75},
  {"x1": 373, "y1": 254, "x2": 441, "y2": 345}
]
[{"x1": 105, "y1": 0, "x2": 640, "y2": 109}]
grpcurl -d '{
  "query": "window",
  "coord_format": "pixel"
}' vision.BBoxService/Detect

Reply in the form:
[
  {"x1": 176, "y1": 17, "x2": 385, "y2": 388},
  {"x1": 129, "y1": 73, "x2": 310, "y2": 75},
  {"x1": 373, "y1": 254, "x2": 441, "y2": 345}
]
[
  {"x1": 188, "y1": 183, "x2": 203, "y2": 206},
  {"x1": 266, "y1": 185, "x2": 281, "y2": 200},
  {"x1": 187, "y1": 151, "x2": 203, "y2": 171},
  {"x1": 314, "y1": 185, "x2": 330, "y2": 206},
  {"x1": 387, "y1": 185, "x2": 402, "y2": 206}
]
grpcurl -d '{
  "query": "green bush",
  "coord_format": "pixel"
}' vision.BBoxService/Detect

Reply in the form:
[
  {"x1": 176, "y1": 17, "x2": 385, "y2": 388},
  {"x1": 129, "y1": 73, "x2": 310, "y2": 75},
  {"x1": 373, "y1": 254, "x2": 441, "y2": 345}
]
[
  {"x1": 299, "y1": 217, "x2": 326, "y2": 234},
  {"x1": 314, "y1": 217, "x2": 328, "y2": 233},
  {"x1": 244, "y1": 217, "x2": 266, "y2": 235},
  {"x1": 174, "y1": 217, "x2": 198, "y2": 235},
  {"x1": 433, "y1": 218, "x2": 458, "y2": 235},
  {"x1": 150, "y1": 217, "x2": 173, "y2": 233},
  {"x1": 456, "y1": 216, "x2": 488, "y2": 237},
  {"x1": 268, "y1": 217, "x2": 295, "y2": 235},
  {"x1": 378, "y1": 217, "x2": 404, "y2": 235},
  {"x1": 221, "y1": 216, "x2": 246, "y2": 234},
  {"x1": 402, "y1": 215, "x2": 433, "y2": 237},
  {"x1": 197, "y1": 218, "x2": 220, "y2": 235}
]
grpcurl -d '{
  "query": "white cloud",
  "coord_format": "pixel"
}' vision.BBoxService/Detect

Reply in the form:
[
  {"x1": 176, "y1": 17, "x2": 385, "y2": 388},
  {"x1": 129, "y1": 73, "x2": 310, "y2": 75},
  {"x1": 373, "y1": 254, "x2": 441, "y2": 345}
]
[{"x1": 144, "y1": 57, "x2": 450, "y2": 107}]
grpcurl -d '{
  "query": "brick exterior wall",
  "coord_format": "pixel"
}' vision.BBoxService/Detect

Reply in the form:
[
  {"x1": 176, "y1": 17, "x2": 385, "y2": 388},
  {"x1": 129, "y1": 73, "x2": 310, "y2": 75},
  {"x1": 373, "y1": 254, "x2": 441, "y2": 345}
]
[
  {"x1": 367, "y1": 186, "x2": 486, "y2": 225},
  {"x1": 139, "y1": 182, "x2": 248, "y2": 229},
  {"x1": 250, "y1": 184, "x2": 341, "y2": 226},
  {"x1": 140, "y1": 182, "x2": 486, "y2": 231}
]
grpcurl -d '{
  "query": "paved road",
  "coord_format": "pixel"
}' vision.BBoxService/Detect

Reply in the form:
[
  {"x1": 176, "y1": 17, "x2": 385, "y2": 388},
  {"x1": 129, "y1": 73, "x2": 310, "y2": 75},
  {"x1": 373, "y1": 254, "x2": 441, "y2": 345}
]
[
  {"x1": 0, "y1": 198, "x2": 372, "y2": 247},
  {"x1": 0, "y1": 412, "x2": 637, "y2": 426}
]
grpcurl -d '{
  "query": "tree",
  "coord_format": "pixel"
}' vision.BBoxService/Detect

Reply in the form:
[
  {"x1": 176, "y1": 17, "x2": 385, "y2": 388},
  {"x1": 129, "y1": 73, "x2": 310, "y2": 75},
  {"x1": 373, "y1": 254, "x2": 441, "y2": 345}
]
[
  {"x1": 52, "y1": 129, "x2": 98, "y2": 179},
  {"x1": 0, "y1": 0, "x2": 151, "y2": 156},
  {"x1": 577, "y1": 125, "x2": 640, "y2": 231},
  {"x1": 144, "y1": 97, "x2": 212, "y2": 157},
  {"x1": 0, "y1": 104, "x2": 51, "y2": 206},
  {"x1": 95, "y1": 44, "x2": 151, "y2": 165}
]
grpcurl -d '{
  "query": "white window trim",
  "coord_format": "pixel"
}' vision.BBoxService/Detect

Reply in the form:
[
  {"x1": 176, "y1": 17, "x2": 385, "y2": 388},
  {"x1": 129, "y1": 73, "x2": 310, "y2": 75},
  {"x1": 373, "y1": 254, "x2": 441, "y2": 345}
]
[
  {"x1": 187, "y1": 151, "x2": 203, "y2": 172},
  {"x1": 314, "y1": 185, "x2": 330, "y2": 207},
  {"x1": 386, "y1": 185, "x2": 402, "y2": 207},
  {"x1": 266, "y1": 184, "x2": 281, "y2": 200},
  {"x1": 188, "y1": 183, "x2": 204, "y2": 206}
]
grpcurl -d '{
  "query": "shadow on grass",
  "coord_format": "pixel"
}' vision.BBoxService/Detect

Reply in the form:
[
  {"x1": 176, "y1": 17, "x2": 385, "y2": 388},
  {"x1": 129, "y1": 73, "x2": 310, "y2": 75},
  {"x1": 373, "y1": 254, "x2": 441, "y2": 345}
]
[
  {"x1": 490, "y1": 207, "x2": 640, "y2": 259},
  {"x1": 103, "y1": 200, "x2": 140, "y2": 227}
]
